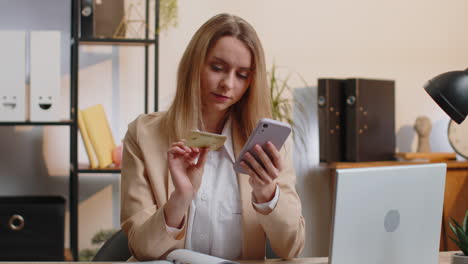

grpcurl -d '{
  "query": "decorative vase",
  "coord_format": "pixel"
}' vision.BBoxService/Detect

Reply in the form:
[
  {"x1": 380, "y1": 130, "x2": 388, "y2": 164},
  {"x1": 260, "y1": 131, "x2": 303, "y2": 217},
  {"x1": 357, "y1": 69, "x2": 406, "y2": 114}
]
[
  {"x1": 452, "y1": 253, "x2": 468, "y2": 264},
  {"x1": 112, "y1": 144, "x2": 123, "y2": 167}
]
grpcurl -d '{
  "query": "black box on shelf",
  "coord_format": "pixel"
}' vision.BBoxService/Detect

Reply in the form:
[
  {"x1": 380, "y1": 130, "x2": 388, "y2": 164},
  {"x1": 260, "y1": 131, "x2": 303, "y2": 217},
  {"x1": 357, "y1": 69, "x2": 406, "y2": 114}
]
[
  {"x1": 80, "y1": 0, "x2": 125, "y2": 39},
  {"x1": 0, "y1": 196, "x2": 66, "y2": 261}
]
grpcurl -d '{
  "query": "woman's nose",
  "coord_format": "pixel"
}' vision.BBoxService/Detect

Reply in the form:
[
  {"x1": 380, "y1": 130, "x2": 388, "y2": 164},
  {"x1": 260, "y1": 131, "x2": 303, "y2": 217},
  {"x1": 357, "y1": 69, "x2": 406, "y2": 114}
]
[{"x1": 221, "y1": 72, "x2": 235, "y2": 89}]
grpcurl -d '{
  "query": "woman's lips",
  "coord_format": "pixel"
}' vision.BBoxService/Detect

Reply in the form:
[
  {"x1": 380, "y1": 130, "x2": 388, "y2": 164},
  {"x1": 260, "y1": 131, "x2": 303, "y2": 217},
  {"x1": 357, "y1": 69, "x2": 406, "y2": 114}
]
[{"x1": 212, "y1": 92, "x2": 230, "y2": 102}]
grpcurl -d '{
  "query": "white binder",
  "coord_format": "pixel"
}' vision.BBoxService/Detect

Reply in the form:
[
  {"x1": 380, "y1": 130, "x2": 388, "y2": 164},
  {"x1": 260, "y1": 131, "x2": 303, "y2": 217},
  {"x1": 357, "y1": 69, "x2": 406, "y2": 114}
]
[
  {"x1": 30, "y1": 31, "x2": 61, "y2": 121},
  {"x1": 0, "y1": 31, "x2": 26, "y2": 121}
]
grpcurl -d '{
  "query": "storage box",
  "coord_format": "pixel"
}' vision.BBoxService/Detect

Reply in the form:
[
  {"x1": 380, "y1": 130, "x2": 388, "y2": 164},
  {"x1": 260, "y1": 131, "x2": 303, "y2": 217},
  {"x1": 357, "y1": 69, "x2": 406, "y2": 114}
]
[{"x1": 0, "y1": 196, "x2": 65, "y2": 261}]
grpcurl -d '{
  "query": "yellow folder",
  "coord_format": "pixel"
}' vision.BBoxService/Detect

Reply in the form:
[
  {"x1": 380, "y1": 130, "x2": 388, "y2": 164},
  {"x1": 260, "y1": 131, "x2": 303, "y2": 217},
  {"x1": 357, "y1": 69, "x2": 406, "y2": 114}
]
[
  {"x1": 78, "y1": 112, "x2": 98, "y2": 169},
  {"x1": 80, "y1": 104, "x2": 116, "y2": 169}
]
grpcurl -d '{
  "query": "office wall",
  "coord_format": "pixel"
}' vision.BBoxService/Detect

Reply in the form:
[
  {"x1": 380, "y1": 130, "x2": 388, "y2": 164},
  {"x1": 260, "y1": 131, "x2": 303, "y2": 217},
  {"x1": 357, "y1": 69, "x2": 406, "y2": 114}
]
[{"x1": 1, "y1": 0, "x2": 467, "y2": 256}]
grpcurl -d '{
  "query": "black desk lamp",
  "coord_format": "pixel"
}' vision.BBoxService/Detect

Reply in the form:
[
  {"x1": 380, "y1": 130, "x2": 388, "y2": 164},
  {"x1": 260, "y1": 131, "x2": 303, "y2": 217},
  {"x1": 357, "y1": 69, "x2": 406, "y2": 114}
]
[{"x1": 424, "y1": 69, "x2": 468, "y2": 124}]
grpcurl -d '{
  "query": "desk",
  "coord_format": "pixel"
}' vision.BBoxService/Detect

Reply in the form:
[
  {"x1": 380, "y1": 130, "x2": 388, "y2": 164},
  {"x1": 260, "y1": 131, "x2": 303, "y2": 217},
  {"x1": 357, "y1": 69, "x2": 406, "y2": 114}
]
[
  {"x1": 3, "y1": 251, "x2": 457, "y2": 264},
  {"x1": 324, "y1": 160, "x2": 468, "y2": 251},
  {"x1": 242, "y1": 251, "x2": 455, "y2": 263}
]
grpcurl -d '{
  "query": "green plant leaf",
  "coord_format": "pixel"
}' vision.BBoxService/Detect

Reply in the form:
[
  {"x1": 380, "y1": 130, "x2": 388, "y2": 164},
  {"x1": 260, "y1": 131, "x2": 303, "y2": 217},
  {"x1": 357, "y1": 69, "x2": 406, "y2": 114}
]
[
  {"x1": 449, "y1": 235, "x2": 462, "y2": 248},
  {"x1": 268, "y1": 61, "x2": 309, "y2": 150},
  {"x1": 91, "y1": 228, "x2": 119, "y2": 245},
  {"x1": 451, "y1": 235, "x2": 468, "y2": 256},
  {"x1": 159, "y1": 0, "x2": 179, "y2": 32},
  {"x1": 452, "y1": 217, "x2": 466, "y2": 235},
  {"x1": 451, "y1": 218, "x2": 468, "y2": 253},
  {"x1": 463, "y1": 210, "x2": 468, "y2": 235},
  {"x1": 279, "y1": 73, "x2": 292, "y2": 91}
]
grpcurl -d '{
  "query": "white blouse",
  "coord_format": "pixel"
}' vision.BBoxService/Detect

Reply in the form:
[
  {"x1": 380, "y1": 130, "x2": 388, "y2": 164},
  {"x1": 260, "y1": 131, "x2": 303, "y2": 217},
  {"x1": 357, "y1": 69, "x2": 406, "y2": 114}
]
[{"x1": 166, "y1": 118, "x2": 280, "y2": 260}]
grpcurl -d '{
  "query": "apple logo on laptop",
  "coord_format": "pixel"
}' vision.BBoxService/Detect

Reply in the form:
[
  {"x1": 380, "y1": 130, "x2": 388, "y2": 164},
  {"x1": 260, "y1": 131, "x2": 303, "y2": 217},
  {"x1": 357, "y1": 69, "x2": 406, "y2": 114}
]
[{"x1": 384, "y1": 209, "x2": 400, "y2": 232}]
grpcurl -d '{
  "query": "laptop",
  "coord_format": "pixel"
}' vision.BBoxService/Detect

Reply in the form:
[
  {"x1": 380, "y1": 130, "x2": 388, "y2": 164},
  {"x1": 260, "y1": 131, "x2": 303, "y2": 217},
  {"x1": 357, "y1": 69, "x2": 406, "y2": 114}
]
[{"x1": 329, "y1": 163, "x2": 446, "y2": 264}]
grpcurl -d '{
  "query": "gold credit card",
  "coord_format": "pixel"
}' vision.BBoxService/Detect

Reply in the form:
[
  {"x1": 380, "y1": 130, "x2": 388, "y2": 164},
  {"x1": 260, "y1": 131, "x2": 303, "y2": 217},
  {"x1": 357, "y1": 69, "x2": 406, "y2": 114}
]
[{"x1": 185, "y1": 130, "x2": 227, "y2": 151}]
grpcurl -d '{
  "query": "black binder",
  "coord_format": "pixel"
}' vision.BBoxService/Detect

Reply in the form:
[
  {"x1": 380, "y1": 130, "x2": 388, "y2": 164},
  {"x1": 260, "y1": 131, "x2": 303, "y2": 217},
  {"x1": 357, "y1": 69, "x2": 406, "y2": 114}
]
[
  {"x1": 318, "y1": 79, "x2": 347, "y2": 162},
  {"x1": 345, "y1": 78, "x2": 395, "y2": 162}
]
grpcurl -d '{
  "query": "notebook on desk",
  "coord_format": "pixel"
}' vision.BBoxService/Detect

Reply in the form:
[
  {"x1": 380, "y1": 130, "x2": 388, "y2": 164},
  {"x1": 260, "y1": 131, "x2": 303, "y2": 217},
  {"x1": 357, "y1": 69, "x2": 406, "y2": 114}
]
[{"x1": 329, "y1": 163, "x2": 446, "y2": 264}]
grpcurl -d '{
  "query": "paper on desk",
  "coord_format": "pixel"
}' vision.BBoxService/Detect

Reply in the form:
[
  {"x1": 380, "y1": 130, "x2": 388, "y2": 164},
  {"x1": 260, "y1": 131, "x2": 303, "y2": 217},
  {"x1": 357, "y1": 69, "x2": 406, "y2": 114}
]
[{"x1": 118, "y1": 248, "x2": 238, "y2": 264}]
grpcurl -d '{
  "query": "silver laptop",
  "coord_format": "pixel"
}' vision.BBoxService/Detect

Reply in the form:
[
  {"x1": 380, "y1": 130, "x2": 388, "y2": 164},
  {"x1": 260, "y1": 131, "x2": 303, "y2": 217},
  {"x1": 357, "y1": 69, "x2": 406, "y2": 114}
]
[{"x1": 329, "y1": 163, "x2": 446, "y2": 264}]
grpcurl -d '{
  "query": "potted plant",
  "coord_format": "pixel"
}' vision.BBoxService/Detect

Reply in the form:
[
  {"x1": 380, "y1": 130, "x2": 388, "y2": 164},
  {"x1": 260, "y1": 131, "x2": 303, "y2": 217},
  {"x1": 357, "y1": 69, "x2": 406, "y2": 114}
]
[
  {"x1": 268, "y1": 63, "x2": 307, "y2": 150},
  {"x1": 449, "y1": 210, "x2": 468, "y2": 264},
  {"x1": 79, "y1": 228, "x2": 119, "y2": 261}
]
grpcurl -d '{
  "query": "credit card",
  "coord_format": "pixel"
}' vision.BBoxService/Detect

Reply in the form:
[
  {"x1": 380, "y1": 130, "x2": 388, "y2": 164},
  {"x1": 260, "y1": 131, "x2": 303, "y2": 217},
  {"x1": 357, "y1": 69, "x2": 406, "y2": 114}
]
[{"x1": 185, "y1": 130, "x2": 227, "y2": 151}]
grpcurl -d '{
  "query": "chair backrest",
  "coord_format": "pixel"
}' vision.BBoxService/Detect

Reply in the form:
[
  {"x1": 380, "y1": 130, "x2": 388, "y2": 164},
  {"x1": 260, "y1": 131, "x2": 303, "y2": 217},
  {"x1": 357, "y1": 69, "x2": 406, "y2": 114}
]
[{"x1": 92, "y1": 229, "x2": 132, "y2": 261}]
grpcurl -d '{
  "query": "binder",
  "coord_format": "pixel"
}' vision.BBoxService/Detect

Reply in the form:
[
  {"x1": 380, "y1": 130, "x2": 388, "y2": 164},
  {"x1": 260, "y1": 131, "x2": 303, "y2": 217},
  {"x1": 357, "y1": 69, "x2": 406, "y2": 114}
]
[
  {"x1": 30, "y1": 31, "x2": 61, "y2": 121},
  {"x1": 80, "y1": 104, "x2": 116, "y2": 169},
  {"x1": 318, "y1": 79, "x2": 346, "y2": 162},
  {"x1": 345, "y1": 78, "x2": 395, "y2": 162},
  {"x1": 78, "y1": 112, "x2": 99, "y2": 169},
  {"x1": 0, "y1": 31, "x2": 26, "y2": 121}
]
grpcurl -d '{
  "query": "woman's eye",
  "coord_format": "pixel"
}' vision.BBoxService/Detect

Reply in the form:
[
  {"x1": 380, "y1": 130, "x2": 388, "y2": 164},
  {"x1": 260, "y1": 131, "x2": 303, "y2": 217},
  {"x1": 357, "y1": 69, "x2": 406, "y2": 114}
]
[
  {"x1": 211, "y1": 65, "x2": 224, "y2": 72},
  {"x1": 237, "y1": 72, "x2": 249, "y2": 79}
]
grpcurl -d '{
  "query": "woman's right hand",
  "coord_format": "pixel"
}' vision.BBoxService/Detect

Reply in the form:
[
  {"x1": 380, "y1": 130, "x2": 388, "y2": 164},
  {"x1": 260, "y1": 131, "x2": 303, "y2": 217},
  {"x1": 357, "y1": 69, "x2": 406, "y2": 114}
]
[{"x1": 167, "y1": 141, "x2": 210, "y2": 202}]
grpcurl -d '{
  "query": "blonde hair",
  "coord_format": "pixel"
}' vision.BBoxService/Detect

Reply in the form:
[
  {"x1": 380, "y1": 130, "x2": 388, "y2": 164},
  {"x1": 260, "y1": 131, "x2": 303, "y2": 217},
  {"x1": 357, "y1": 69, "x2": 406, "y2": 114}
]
[{"x1": 161, "y1": 13, "x2": 272, "y2": 144}]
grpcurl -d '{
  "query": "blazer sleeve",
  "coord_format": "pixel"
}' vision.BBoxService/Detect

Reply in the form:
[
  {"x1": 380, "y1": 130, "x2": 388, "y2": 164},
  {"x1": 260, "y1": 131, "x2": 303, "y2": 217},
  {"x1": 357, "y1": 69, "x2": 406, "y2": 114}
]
[
  {"x1": 255, "y1": 137, "x2": 306, "y2": 259},
  {"x1": 120, "y1": 117, "x2": 186, "y2": 260}
]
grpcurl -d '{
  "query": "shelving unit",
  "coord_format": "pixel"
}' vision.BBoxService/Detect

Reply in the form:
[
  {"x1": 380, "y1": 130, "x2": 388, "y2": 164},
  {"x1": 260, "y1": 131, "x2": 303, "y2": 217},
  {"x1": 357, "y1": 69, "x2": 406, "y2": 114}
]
[
  {"x1": 0, "y1": 0, "x2": 159, "y2": 259},
  {"x1": 69, "y1": 0, "x2": 159, "y2": 260}
]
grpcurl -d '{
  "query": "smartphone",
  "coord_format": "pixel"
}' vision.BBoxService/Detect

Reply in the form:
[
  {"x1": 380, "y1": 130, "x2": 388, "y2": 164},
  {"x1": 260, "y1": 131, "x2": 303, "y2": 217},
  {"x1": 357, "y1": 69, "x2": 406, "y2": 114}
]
[{"x1": 233, "y1": 118, "x2": 291, "y2": 174}]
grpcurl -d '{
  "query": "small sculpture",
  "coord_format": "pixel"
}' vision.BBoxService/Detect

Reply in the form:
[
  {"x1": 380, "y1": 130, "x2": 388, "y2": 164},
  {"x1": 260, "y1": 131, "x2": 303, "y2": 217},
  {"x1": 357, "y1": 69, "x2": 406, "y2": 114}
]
[{"x1": 414, "y1": 116, "x2": 432, "y2": 152}]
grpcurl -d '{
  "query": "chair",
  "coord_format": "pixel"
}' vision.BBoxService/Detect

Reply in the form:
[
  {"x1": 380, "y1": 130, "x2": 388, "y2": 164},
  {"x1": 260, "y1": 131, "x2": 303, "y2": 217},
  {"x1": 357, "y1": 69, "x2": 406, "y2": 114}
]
[
  {"x1": 266, "y1": 238, "x2": 279, "y2": 259},
  {"x1": 92, "y1": 229, "x2": 132, "y2": 261}
]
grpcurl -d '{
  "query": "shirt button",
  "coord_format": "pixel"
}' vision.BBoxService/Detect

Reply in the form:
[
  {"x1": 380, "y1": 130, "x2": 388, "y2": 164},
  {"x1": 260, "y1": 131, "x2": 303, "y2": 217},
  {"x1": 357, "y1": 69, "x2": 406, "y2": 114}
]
[{"x1": 201, "y1": 193, "x2": 208, "y2": 201}]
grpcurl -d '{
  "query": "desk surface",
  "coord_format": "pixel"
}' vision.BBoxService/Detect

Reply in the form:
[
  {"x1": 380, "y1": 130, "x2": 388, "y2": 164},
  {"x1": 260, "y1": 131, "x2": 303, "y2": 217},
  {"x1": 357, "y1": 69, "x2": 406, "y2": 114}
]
[
  {"x1": 240, "y1": 251, "x2": 454, "y2": 263},
  {"x1": 324, "y1": 160, "x2": 468, "y2": 169},
  {"x1": 1, "y1": 251, "x2": 457, "y2": 264}
]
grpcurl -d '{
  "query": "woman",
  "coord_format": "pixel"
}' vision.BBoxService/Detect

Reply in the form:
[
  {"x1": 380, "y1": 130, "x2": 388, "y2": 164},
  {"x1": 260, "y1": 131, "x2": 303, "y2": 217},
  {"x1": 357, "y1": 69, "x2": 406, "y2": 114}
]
[{"x1": 121, "y1": 13, "x2": 305, "y2": 261}]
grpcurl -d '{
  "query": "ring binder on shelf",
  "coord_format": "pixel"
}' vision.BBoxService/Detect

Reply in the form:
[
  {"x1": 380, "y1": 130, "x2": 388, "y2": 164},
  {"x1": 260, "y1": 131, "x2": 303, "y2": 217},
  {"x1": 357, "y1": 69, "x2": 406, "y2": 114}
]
[
  {"x1": 30, "y1": 31, "x2": 61, "y2": 121},
  {"x1": 0, "y1": 31, "x2": 26, "y2": 121}
]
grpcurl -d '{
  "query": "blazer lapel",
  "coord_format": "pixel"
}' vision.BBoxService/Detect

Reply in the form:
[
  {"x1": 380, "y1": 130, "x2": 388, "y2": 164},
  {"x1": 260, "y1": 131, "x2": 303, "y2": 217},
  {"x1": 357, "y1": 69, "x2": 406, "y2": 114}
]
[{"x1": 232, "y1": 118, "x2": 266, "y2": 259}]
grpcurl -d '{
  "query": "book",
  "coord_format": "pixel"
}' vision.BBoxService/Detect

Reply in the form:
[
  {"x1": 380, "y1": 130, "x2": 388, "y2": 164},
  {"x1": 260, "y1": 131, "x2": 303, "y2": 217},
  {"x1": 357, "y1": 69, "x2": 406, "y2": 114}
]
[
  {"x1": 78, "y1": 112, "x2": 98, "y2": 169},
  {"x1": 79, "y1": 104, "x2": 116, "y2": 169},
  {"x1": 123, "y1": 249, "x2": 239, "y2": 264}
]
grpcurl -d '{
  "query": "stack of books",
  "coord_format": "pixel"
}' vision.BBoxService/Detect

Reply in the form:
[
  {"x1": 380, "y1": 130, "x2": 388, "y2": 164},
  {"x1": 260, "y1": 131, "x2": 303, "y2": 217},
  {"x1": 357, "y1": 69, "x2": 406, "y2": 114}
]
[{"x1": 78, "y1": 104, "x2": 116, "y2": 169}]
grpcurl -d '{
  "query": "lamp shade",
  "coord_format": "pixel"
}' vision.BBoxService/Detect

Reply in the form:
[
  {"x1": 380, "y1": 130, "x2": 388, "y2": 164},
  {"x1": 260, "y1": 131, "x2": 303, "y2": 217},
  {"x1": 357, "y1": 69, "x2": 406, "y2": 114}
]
[{"x1": 424, "y1": 69, "x2": 468, "y2": 124}]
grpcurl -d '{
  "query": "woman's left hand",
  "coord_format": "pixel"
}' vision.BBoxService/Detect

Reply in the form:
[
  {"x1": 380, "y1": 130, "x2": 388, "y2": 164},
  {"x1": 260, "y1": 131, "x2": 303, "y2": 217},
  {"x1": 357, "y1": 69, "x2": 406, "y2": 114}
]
[{"x1": 240, "y1": 141, "x2": 283, "y2": 203}]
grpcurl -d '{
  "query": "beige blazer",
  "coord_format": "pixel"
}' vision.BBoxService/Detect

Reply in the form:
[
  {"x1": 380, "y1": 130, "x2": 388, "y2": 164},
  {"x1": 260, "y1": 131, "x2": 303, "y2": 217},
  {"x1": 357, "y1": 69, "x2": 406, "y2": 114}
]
[{"x1": 120, "y1": 112, "x2": 305, "y2": 261}]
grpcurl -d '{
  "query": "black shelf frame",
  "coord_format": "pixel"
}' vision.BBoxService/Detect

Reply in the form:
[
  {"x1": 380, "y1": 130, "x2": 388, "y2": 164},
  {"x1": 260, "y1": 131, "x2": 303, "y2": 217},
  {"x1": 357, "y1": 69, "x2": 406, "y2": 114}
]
[
  {"x1": 69, "y1": 0, "x2": 159, "y2": 260},
  {"x1": 78, "y1": 168, "x2": 122, "y2": 174},
  {"x1": 0, "y1": 121, "x2": 74, "y2": 126},
  {"x1": 79, "y1": 38, "x2": 156, "y2": 46}
]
